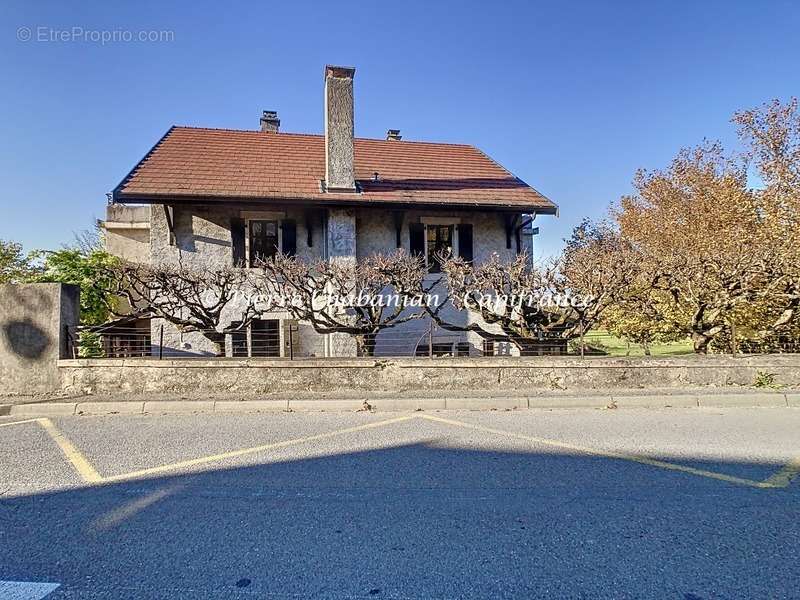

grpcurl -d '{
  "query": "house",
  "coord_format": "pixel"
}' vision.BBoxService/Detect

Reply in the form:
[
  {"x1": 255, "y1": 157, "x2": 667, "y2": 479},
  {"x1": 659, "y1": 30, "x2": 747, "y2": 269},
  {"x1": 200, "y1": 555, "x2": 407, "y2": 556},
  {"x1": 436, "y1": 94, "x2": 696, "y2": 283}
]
[{"x1": 102, "y1": 65, "x2": 557, "y2": 358}]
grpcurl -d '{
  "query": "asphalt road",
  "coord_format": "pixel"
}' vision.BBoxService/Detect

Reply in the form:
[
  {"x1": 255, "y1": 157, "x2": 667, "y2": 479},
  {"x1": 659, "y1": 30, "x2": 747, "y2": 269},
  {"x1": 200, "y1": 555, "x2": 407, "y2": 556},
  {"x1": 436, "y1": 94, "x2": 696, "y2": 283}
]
[{"x1": 1, "y1": 407, "x2": 799, "y2": 599}]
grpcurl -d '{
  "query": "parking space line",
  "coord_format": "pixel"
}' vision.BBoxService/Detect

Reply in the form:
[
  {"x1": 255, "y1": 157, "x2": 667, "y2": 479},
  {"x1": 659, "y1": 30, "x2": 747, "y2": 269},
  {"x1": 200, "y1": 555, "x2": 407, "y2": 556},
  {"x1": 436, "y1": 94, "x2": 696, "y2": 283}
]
[
  {"x1": 761, "y1": 457, "x2": 800, "y2": 489},
  {"x1": 37, "y1": 418, "x2": 102, "y2": 484},
  {"x1": 102, "y1": 414, "x2": 417, "y2": 483},
  {"x1": 0, "y1": 418, "x2": 44, "y2": 428},
  {"x1": 419, "y1": 414, "x2": 788, "y2": 489},
  {"x1": 5, "y1": 412, "x2": 796, "y2": 491}
]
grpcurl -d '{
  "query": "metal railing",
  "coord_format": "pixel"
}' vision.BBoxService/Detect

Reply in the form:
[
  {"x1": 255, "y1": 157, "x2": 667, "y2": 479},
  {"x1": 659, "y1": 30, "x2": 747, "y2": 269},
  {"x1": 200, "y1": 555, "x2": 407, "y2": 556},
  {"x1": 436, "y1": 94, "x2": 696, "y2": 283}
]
[
  {"x1": 65, "y1": 323, "x2": 800, "y2": 360},
  {"x1": 67, "y1": 323, "x2": 491, "y2": 360}
]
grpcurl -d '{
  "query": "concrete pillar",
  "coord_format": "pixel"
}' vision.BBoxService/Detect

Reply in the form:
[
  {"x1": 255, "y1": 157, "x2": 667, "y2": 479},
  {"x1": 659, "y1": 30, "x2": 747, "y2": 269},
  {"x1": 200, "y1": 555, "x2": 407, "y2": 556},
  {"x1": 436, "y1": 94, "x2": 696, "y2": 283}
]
[
  {"x1": 326, "y1": 208, "x2": 356, "y2": 264},
  {"x1": 0, "y1": 283, "x2": 79, "y2": 394},
  {"x1": 324, "y1": 208, "x2": 358, "y2": 357}
]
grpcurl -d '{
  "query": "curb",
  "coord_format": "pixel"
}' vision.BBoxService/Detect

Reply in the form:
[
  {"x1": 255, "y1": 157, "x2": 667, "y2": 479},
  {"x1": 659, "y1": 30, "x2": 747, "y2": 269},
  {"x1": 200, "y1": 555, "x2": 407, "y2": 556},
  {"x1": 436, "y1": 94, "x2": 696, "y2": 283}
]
[
  {"x1": 699, "y1": 392, "x2": 788, "y2": 408},
  {"x1": 11, "y1": 403, "x2": 78, "y2": 416},
  {"x1": 3, "y1": 392, "x2": 795, "y2": 417}
]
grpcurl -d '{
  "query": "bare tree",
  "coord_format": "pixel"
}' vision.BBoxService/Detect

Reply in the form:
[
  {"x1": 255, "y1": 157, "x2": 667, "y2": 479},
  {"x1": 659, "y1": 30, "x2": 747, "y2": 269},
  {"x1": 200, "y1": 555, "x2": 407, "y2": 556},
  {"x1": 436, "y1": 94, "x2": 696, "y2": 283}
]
[
  {"x1": 255, "y1": 251, "x2": 429, "y2": 356},
  {"x1": 432, "y1": 221, "x2": 640, "y2": 353},
  {"x1": 107, "y1": 261, "x2": 259, "y2": 355},
  {"x1": 431, "y1": 251, "x2": 559, "y2": 351}
]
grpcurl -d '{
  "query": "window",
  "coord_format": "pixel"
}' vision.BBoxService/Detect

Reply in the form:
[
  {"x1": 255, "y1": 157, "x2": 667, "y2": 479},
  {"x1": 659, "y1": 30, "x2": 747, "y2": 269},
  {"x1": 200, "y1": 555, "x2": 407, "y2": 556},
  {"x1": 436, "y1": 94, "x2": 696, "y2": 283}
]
[
  {"x1": 229, "y1": 319, "x2": 280, "y2": 357},
  {"x1": 410, "y1": 221, "x2": 472, "y2": 272},
  {"x1": 250, "y1": 319, "x2": 280, "y2": 357},
  {"x1": 426, "y1": 225, "x2": 453, "y2": 273},
  {"x1": 230, "y1": 327, "x2": 248, "y2": 358},
  {"x1": 248, "y1": 220, "x2": 279, "y2": 267},
  {"x1": 232, "y1": 217, "x2": 296, "y2": 267}
]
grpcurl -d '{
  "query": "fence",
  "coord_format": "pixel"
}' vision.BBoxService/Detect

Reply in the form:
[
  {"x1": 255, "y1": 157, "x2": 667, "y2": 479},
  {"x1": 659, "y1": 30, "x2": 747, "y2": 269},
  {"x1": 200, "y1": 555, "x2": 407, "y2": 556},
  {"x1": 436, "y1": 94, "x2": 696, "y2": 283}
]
[
  {"x1": 65, "y1": 322, "x2": 800, "y2": 360},
  {"x1": 66, "y1": 322, "x2": 580, "y2": 360}
]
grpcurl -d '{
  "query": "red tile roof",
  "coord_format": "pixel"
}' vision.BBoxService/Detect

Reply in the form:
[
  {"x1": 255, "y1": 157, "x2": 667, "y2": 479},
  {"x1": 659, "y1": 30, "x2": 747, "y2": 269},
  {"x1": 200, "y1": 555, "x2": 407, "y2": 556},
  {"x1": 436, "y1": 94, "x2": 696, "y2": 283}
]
[{"x1": 114, "y1": 126, "x2": 557, "y2": 213}]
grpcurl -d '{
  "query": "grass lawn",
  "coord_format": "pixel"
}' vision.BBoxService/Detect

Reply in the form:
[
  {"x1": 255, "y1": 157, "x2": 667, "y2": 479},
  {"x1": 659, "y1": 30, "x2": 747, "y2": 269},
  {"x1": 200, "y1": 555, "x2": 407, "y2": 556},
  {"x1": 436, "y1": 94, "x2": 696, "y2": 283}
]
[{"x1": 583, "y1": 330, "x2": 695, "y2": 357}]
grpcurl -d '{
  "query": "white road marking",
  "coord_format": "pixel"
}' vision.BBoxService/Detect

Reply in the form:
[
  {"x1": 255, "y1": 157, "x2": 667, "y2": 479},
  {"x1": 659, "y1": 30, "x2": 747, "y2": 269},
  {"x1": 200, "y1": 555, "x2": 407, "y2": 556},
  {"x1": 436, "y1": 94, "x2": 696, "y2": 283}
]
[{"x1": 0, "y1": 581, "x2": 60, "y2": 599}]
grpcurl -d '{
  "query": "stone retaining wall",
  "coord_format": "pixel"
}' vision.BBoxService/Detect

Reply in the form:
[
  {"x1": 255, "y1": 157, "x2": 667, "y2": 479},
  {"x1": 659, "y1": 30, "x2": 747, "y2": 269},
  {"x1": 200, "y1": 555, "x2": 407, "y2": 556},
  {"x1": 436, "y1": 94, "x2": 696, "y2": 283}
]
[{"x1": 57, "y1": 355, "x2": 800, "y2": 396}]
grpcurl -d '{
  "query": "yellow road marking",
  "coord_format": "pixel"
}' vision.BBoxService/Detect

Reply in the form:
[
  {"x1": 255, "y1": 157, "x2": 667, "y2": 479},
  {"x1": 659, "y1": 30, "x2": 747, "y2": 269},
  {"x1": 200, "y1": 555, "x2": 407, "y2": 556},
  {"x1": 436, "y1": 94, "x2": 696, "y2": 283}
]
[
  {"x1": 419, "y1": 414, "x2": 783, "y2": 489},
  {"x1": 761, "y1": 456, "x2": 800, "y2": 489},
  {"x1": 37, "y1": 418, "x2": 102, "y2": 483},
  {"x1": 90, "y1": 483, "x2": 184, "y2": 532},
  {"x1": 1, "y1": 412, "x2": 796, "y2": 491},
  {"x1": 0, "y1": 418, "x2": 44, "y2": 428},
  {"x1": 102, "y1": 414, "x2": 417, "y2": 483}
]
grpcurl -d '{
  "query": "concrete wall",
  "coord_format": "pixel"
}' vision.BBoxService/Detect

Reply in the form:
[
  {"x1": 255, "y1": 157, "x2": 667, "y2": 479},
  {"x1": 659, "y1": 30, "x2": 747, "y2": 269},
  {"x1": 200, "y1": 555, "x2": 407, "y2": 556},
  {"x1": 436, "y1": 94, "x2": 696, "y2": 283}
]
[
  {"x1": 56, "y1": 355, "x2": 800, "y2": 396},
  {"x1": 1, "y1": 283, "x2": 79, "y2": 395},
  {"x1": 103, "y1": 204, "x2": 151, "y2": 264}
]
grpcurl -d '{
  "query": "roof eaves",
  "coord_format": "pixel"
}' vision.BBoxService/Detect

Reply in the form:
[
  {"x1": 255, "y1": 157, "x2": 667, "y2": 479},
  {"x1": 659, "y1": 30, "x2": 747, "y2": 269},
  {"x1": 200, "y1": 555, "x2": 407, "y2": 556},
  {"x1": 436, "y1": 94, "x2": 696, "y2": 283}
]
[
  {"x1": 111, "y1": 125, "x2": 176, "y2": 203},
  {"x1": 113, "y1": 190, "x2": 556, "y2": 212},
  {"x1": 470, "y1": 145, "x2": 558, "y2": 214}
]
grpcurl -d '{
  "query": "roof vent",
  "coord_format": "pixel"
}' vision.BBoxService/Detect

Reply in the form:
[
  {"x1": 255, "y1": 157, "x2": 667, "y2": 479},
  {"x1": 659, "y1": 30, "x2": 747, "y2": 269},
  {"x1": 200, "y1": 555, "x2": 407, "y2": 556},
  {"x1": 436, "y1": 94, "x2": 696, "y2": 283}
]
[
  {"x1": 260, "y1": 110, "x2": 280, "y2": 133},
  {"x1": 386, "y1": 129, "x2": 402, "y2": 141}
]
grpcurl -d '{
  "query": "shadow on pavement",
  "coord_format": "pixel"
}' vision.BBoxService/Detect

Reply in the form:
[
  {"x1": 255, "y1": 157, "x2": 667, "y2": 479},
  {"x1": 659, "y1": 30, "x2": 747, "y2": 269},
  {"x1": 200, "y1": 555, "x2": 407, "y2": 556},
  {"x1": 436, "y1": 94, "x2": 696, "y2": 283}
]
[{"x1": 0, "y1": 442, "x2": 797, "y2": 599}]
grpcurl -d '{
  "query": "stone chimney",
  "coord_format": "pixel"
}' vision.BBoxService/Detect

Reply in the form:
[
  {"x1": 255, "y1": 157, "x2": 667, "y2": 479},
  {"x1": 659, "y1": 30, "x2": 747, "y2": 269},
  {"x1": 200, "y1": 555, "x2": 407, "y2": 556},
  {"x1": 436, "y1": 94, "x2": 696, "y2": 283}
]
[
  {"x1": 386, "y1": 129, "x2": 402, "y2": 141},
  {"x1": 324, "y1": 65, "x2": 356, "y2": 191},
  {"x1": 260, "y1": 110, "x2": 280, "y2": 133}
]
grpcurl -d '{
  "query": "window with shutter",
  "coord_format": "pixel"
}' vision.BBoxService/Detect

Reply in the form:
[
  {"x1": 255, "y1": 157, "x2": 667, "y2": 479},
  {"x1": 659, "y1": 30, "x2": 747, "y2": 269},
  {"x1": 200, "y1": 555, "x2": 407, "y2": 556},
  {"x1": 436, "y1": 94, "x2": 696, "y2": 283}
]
[
  {"x1": 231, "y1": 218, "x2": 246, "y2": 267},
  {"x1": 457, "y1": 223, "x2": 473, "y2": 263},
  {"x1": 426, "y1": 225, "x2": 453, "y2": 273},
  {"x1": 409, "y1": 222, "x2": 425, "y2": 258},
  {"x1": 281, "y1": 220, "x2": 297, "y2": 256},
  {"x1": 249, "y1": 220, "x2": 279, "y2": 267}
]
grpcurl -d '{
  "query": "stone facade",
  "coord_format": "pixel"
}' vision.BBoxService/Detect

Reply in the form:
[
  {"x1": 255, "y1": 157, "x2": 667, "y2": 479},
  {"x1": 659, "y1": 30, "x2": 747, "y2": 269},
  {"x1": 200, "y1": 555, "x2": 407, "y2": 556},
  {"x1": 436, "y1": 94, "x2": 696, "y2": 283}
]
[
  {"x1": 148, "y1": 203, "x2": 327, "y2": 357},
  {"x1": 57, "y1": 354, "x2": 800, "y2": 396},
  {"x1": 106, "y1": 200, "x2": 532, "y2": 359},
  {"x1": 354, "y1": 208, "x2": 516, "y2": 263},
  {"x1": 354, "y1": 208, "x2": 518, "y2": 355}
]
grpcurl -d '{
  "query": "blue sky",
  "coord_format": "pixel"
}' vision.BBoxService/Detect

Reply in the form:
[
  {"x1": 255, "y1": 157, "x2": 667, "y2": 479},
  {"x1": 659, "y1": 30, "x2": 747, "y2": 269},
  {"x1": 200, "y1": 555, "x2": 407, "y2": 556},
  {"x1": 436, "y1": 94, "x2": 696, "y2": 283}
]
[{"x1": 2, "y1": 0, "x2": 798, "y2": 258}]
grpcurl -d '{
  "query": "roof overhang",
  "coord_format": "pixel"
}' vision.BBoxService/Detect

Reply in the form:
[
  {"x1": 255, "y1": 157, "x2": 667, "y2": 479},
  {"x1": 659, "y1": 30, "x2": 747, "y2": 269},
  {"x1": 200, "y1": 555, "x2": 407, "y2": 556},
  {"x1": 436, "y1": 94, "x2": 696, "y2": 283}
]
[{"x1": 112, "y1": 193, "x2": 559, "y2": 215}]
